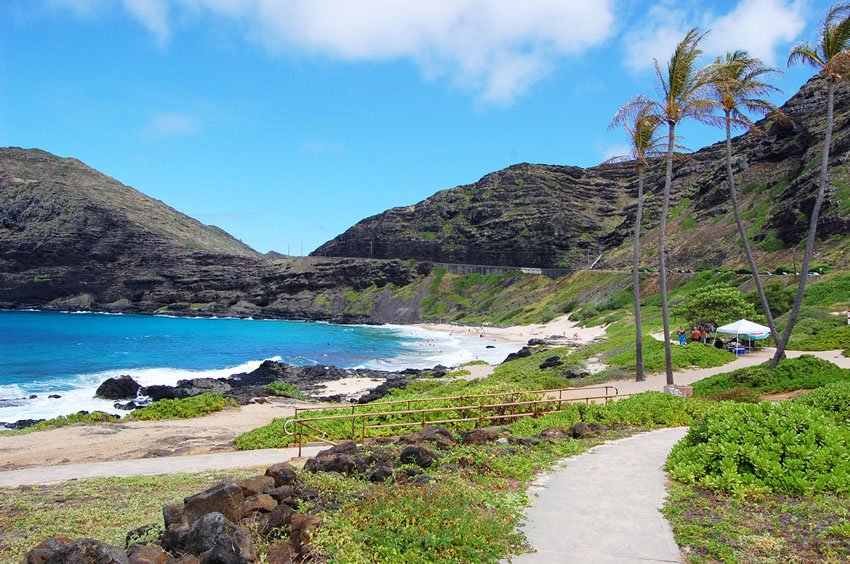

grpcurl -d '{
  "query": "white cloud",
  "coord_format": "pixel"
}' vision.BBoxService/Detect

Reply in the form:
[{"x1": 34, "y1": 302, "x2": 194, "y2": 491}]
[
  {"x1": 51, "y1": 0, "x2": 616, "y2": 105},
  {"x1": 623, "y1": 0, "x2": 807, "y2": 71},
  {"x1": 142, "y1": 111, "x2": 201, "y2": 138},
  {"x1": 123, "y1": 0, "x2": 171, "y2": 46},
  {"x1": 704, "y1": 0, "x2": 806, "y2": 66}
]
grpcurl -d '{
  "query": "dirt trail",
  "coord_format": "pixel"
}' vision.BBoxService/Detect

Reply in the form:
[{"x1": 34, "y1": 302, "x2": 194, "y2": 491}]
[{"x1": 0, "y1": 399, "x2": 312, "y2": 471}]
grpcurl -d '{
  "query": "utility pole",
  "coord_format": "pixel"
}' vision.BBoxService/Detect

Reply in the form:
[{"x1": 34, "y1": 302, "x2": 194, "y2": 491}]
[{"x1": 370, "y1": 241, "x2": 373, "y2": 259}]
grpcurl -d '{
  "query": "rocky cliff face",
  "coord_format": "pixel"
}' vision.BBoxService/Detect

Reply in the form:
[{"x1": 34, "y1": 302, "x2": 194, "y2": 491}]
[
  {"x1": 314, "y1": 76, "x2": 850, "y2": 269},
  {"x1": 0, "y1": 148, "x2": 428, "y2": 322}
]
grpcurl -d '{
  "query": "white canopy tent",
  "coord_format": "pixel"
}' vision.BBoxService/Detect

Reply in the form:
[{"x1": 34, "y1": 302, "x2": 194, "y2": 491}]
[
  {"x1": 715, "y1": 319, "x2": 771, "y2": 340},
  {"x1": 715, "y1": 319, "x2": 770, "y2": 353}
]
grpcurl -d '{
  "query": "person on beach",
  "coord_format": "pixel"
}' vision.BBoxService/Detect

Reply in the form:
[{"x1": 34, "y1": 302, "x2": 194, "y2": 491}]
[
  {"x1": 690, "y1": 326, "x2": 701, "y2": 343},
  {"x1": 677, "y1": 326, "x2": 686, "y2": 345}
]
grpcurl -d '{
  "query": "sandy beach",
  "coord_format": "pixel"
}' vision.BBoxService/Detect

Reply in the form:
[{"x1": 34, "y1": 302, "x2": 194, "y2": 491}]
[{"x1": 415, "y1": 315, "x2": 608, "y2": 345}]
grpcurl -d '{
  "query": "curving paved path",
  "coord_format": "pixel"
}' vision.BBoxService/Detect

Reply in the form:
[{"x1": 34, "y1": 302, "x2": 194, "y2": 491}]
[
  {"x1": 510, "y1": 427, "x2": 688, "y2": 563},
  {"x1": 0, "y1": 446, "x2": 324, "y2": 487}
]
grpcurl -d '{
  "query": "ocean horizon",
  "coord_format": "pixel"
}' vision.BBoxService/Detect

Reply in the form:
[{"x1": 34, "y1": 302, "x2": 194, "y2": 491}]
[{"x1": 0, "y1": 310, "x2": 517, "y2": 424}]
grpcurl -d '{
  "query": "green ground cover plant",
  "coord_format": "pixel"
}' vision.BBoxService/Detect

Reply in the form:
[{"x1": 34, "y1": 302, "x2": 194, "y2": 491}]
[
  {"x1": 663, "y1": 482, "x2": 850, "y2": 562},
  {"x1": 19, "y1": 411, "x2": 118, "y2": 433},
  {"x1": 794, "y1": 380, "x2": 850, "y2": 425},
  {"x1": 802, "y1": 272, "x2": 850, "y2": 307},
  {"x1": 0, "y1": 469, "x2": 258, "y2": 562},
  {"x1": 608, "y1": 340, "x2": 734, "y2": 373},
  {"x1": 128, "y1": 393, "x2": 237, "y2": 421},
  {"x1": 790, "y1": 326, "x2": 850, "y2": 351},
  {"x1": 692, "y1": 355, "x2": 850, "y2": 397},
  {"x1": 666, "y1": 401, "x2": 850, "y2": 497},
  {"x1": 264, "y1": 381, "x2": 306, "y2": 399}
]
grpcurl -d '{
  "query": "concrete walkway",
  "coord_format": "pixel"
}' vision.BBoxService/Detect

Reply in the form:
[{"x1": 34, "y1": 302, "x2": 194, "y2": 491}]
[
  {"x1": 0, "y1": 446, "x2": 324, "y2": 487},
  {"x1": 510, "y1": 427, "x2": 688, "y2": 563}
]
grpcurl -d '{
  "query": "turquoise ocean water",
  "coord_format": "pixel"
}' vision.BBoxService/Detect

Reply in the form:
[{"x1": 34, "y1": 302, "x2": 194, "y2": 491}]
[{"x1": 0, "y1": 311, "x2": 514, "y2": 423}]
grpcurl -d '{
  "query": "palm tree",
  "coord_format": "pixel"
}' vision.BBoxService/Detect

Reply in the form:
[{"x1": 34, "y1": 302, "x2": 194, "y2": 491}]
[
  {"x1": 609, "y1": 96, "x2": 665, "y2": 382},
  {"x1": 775, "y1": 3, "x2": 850, "y2": 367},
  {"x1": 652, "y1": 28, "x2": 716, "y2": 385},
  {"x1": 708, "y1": 51, "x2": 783, "y2": 348}
]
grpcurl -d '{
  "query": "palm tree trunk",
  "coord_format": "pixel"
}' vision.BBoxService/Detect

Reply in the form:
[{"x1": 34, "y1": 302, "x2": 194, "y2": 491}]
[
  {"x1": 660, "y1": 122, "x2": 675, "y2": 385},
  {"x1": 724, "y1": 111, "x2": 780, "y2": 346},
  {"x1": 633, "y1": 166, "x2": 646, "y2": 382},
  {"x1": 772, "y1": 80, "x2": 835, "y2": 367}
]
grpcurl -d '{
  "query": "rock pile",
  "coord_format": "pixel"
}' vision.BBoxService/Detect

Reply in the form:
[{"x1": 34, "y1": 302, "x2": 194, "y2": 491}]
[{"x1": 25, "y1": 460, "x2": 322, "y2": 564}]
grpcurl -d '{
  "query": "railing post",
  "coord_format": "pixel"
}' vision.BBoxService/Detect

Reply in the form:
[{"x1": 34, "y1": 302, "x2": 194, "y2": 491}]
[
  {"x1": 351, "y1": 406, "x2": 356, "y2": 440},
  {"x1": 361, "y1": 417, "x2": 366, "y2": 444},
  {"x1": 297, "y1": 421, "x2": 302, "y2": 458}
]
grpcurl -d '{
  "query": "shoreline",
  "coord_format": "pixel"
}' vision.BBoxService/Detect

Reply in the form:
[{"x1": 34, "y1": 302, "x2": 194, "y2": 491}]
[{"x1": 407, "y1": 315, "x2": 608, "y2": 347}]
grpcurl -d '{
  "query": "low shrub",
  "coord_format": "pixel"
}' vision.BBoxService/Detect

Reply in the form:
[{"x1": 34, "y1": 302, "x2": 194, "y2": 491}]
[
  {"x1": 666, "y1": 401, "x2": 850, "y2": 496},
  {"x1": 693, "y1": 355, "x2": 850, "y2": 396},
  {"x1": 589, "y1": 392, "x2": 716, "y2": 427},
  {"x1": 234, "y1": 418, "x2": 288, "y2": 449},
  {"x1": 128, "y1": 393, "x2": 237, "y2": 421},
  {"x1": 794, "y1": 381, "x2": 850, "y2": 425},
  {"x1": 25, "y1": 411, "x2": 118, "y2": 432},
  {"x1": 506, "y1": 393, "x2": 715, "y2": 435},
  {"x1": 264, "y1": 381, "x2": 305, "y2": 399}
]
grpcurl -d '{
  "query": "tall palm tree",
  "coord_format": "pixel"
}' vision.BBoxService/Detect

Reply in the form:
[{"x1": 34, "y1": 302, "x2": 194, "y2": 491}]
[
  {"x1": 652, "y1": 28, "x2": 716, "y2": 385},
  {"x1": 709, "y1": 51, "x2": 783, "y2": 348},
  {"x1": 609, "y1": 96, "x2": 665, "y2": 382},
  {"x1": 775, "y1": 3, "x2": 850, "y2": 367}
]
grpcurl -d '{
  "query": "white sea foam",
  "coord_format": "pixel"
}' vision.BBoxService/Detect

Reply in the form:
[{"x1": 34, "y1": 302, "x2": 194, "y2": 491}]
[
  {"x1": 0, "y1": 356, "x2": 282, "y2": 425},
  {"x1": 357, "y1": 325, "x2": 519, "y2": 370}
]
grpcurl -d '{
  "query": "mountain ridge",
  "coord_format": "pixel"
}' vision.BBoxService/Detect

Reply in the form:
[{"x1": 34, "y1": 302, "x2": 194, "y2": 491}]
[{"x1": 313, "y1": 76, "x2": 850, "y2": 270}]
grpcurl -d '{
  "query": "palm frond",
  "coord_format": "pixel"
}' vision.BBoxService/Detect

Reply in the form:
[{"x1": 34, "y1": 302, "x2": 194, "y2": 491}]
[
  {"x1": 791, "y1": 4, "x2": 850, "y2": 78},
  {"x1": 608, "y1": 94, "x2": 665, "y2": 169},
  {"x1": 788, "y1": 42, "x2": 824, "y2": 68},
  {"x1": 709, "y1": 50, "x2": 782, "y2": 132}
]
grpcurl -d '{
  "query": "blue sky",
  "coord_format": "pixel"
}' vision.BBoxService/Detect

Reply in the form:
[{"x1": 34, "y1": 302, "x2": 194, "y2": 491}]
[{"x1": 0, "y1": 0, "x2": 832, "y2": 254}]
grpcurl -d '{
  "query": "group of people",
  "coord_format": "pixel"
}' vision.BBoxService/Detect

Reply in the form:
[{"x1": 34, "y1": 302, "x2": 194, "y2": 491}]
[{"x1": 677, "y1": 324, "x2": 724, "y2": 349}]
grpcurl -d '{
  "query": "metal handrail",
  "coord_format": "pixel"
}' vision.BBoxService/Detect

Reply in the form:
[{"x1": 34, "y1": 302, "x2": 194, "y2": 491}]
[
  {"x1": 290, "y1": 385, "x2": 618, "y2": 418},
  {"x1": 285, "y1": 385, "x2": 621, "y2": 456}
]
